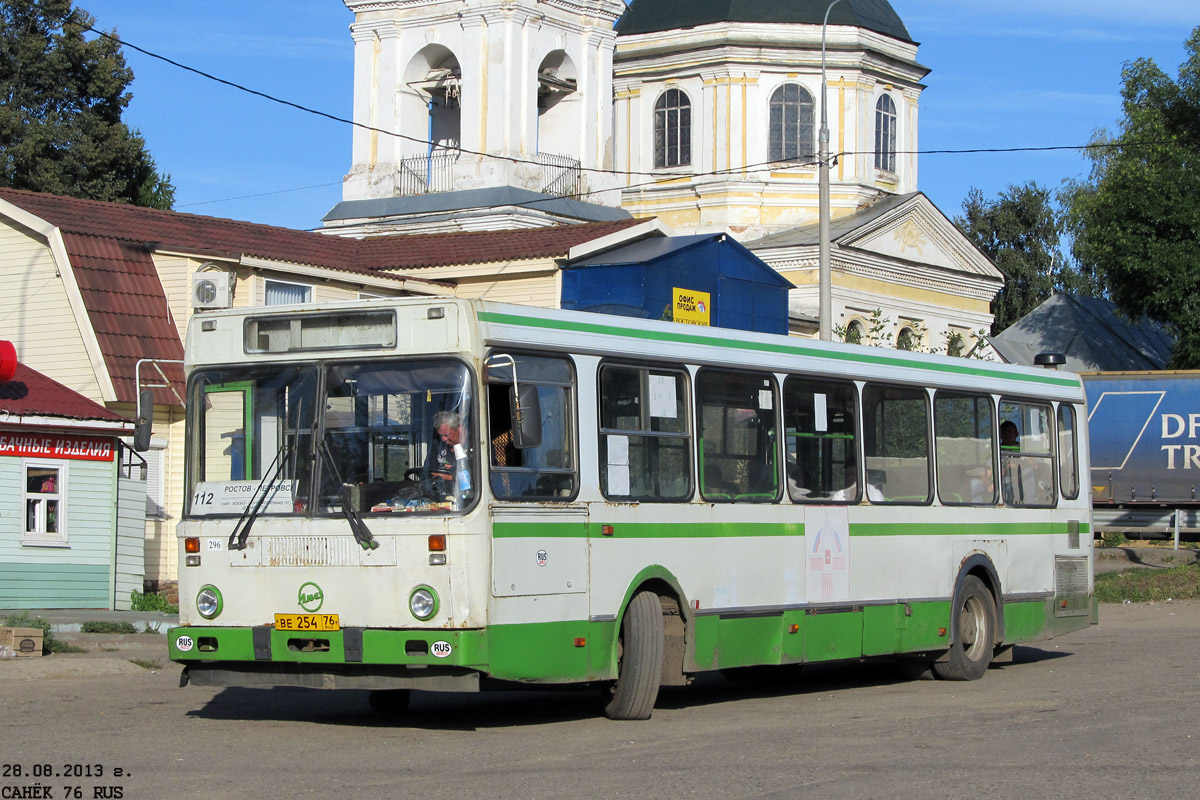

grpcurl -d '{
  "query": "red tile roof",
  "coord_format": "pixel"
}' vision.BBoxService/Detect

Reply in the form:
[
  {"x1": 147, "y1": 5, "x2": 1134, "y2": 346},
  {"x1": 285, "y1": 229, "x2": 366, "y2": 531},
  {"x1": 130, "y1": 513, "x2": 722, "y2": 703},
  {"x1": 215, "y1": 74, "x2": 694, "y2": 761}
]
[
  {"x1": 353, "y1": 221, "x2": 646, "y2": 269},
  {"x1": 0, "y1": 362, "x2": 129, "y2": 425},
  {"x1": 0, "y1": 188, "x2": 646, "y2": 406},
  {"x1": 62, "y1": 233, "x2": 185, "y2": 406},
  {"x1": 0, "y1": 188, "x2": 644, "y2": 272}
]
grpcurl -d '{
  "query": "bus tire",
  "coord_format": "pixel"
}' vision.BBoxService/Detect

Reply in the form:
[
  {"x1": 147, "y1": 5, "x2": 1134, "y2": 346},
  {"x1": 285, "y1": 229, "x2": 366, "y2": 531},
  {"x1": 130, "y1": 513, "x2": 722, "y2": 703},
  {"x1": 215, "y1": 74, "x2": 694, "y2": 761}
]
[
  {"x1": 933, "y1": 575, "x2": 997, "y2": 681},
  {"x1": 368, "y1": 689, "x2": 411, "y2": 714},
  {"x1": 603, "y1": 591, "x2": 664, "y2": 720}
]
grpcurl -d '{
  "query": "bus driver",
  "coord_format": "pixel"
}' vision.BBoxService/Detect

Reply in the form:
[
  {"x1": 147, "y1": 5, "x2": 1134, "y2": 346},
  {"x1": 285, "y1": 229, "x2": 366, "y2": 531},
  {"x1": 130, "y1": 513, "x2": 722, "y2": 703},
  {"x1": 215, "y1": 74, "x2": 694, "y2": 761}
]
[{"x1": 423, "y1": 411, "x2": 467, "y2": 499}]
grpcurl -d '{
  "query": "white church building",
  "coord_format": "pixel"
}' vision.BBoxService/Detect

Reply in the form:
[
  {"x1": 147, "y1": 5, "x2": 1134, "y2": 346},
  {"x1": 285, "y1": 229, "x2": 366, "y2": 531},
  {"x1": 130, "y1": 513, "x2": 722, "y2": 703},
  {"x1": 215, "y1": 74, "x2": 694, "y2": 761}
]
[{"x1": 324, "y1": 0, "x2": 1003, "y2": 350}]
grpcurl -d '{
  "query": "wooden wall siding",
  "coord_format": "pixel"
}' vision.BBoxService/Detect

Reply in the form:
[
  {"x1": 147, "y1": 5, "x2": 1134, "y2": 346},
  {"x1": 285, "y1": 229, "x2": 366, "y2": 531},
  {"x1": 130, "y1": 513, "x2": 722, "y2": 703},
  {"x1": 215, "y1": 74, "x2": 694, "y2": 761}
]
[
  {"x1": 152, "y1": 253, "x2": 193, "y2": 345},
  {"x1": 0, "y1": 220, "x2": 104, "y2": 401},
  {"x1": 0, "y1": 563, "x2": 110, "y2": 608},
  {"x1": 138, "y1": 410, "x2": 183, "y2": 586},
  {"x1": 115, "y1": 471, "x2": 147, "y2": 610},
  {"x1": 316, "y1": 284, "x2": 360, "y2": 303},
  {"x1": 108, "y1": 402, "x2": 185, "y2": 585},
  {"x1": 452, "y1": 274, "x2": 558, "y2": 307}
]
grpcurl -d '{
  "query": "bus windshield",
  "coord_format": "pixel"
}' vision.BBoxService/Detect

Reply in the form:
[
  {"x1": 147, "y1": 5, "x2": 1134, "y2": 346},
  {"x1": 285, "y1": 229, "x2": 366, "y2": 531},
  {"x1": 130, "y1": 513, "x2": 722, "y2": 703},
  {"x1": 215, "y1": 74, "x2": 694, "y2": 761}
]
[{"x1": 186, "y1": 359, "x2": 475, "y2": 517}]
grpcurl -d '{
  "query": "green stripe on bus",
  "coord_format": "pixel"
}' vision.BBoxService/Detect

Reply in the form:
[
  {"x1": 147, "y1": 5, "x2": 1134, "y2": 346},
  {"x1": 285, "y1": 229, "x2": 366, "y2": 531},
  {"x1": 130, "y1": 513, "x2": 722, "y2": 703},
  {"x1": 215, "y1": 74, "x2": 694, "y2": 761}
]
[
  {"x1": 493, "y1": 522, "x2": 803, "y2": 538},
  {"x1": 478, "y1": 311, "x2": 1081, "y2": 388},
  {"x1": 492, "y1": 520, "x2": 1084, "y2": 539},
  {"x1": 851, "y1": 521, "x2": 1088, "y2": 537}
]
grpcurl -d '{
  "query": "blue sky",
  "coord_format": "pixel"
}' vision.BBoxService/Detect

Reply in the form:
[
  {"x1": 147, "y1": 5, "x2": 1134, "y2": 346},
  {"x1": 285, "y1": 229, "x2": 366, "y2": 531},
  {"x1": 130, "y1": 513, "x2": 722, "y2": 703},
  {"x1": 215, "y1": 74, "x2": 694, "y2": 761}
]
[{"x1": 80, "y1": 0, "x2": 1196, "y2": 231}]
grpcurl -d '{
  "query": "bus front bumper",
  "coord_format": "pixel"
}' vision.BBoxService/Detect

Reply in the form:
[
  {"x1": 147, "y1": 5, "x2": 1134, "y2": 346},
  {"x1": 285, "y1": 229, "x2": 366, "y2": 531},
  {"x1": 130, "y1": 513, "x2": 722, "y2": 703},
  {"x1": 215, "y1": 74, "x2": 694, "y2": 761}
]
[{"x1": 169, "y1": 625, "x2": 486, "y2": 692}]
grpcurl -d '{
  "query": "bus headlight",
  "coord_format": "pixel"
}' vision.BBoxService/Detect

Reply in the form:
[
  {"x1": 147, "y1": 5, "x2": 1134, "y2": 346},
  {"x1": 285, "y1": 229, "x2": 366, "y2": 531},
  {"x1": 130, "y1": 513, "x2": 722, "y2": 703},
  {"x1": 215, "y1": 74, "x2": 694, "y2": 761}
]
[
  {"x1": 197, "y1": 585, "x2": 223, "y2": 619},
  {"x1": 409, "y1": 586, "x2": 438, "y2": 620}
]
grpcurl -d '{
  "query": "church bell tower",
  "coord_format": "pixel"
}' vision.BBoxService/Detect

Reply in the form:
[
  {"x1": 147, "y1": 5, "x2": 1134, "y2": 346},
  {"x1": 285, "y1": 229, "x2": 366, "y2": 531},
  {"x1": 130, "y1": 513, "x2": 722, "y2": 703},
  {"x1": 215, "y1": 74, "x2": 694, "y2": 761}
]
[{"x1": 341, "y1": 0, "x2": 625, "y2": 213}]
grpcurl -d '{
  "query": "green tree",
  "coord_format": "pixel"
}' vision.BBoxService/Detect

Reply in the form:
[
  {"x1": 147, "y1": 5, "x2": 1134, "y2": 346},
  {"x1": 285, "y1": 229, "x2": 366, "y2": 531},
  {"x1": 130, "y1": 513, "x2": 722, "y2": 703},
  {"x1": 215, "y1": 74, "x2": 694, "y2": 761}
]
[
  {"x1": 955, "y1": 182, "x2": 1082, "y2": 335},
  {"x1": 1066, "y1": 26, "x2": 1200, "y2": 368},
  {"x1": 0, "y1": 0, "x2": 174, "y2": 208}
]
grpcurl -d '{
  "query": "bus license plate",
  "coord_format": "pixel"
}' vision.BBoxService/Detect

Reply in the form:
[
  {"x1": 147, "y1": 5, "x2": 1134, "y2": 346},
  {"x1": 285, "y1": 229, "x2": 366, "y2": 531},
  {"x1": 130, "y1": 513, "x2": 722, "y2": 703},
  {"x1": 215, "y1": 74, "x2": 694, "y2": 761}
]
[{"x1": 274, "y1": 613, "x2": 340, "y2": 631}]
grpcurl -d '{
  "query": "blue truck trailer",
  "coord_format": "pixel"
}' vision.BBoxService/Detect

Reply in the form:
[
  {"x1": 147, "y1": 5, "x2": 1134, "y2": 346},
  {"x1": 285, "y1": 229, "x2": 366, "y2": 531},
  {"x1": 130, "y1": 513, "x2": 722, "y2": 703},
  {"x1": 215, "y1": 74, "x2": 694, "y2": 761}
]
[{"x1": 1083, "y1": 371, "x2": 1200, "y2": 538}]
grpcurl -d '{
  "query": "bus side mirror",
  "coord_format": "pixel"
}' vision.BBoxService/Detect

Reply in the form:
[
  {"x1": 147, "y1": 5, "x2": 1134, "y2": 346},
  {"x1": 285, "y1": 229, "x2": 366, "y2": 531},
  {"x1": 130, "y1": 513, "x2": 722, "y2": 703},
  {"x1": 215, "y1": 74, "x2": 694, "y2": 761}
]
[
  {"x1": 133, "y1": 389, "x2": 154, "y2": 452},
  {"x1": 510, "y1": 384, "x2": 542, "y2": 449}
]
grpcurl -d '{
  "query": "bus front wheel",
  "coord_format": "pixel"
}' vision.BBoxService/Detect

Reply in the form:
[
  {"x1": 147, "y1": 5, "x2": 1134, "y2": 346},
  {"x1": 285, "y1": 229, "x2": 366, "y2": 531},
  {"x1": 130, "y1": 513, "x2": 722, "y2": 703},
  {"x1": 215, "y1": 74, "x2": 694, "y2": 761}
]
[
  {"x1": 933, "y1": 575, "x2": 996, "y2": 681},
  {"x1": 603, "y1": 591, "x2": 664, "y2": 720}
]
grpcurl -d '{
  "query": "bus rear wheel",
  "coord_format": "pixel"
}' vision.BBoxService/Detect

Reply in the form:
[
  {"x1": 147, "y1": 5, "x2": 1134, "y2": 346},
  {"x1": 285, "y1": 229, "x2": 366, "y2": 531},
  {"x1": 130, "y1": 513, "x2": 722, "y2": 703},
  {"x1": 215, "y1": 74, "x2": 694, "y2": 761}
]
[
  {"x1": 933, "y1": 575, "x2": 996, "y2": 681},
  {"x1": 603, "y1": 590, "x2": 664, "y2": 720}
]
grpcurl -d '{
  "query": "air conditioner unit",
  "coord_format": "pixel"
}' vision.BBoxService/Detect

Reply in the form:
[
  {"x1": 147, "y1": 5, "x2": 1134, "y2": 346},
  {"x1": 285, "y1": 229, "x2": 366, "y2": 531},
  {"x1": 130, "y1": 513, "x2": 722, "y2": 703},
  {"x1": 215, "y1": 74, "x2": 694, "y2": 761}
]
[{"x1": 192, "y1": 271, "x2": 232, "y2": 309}]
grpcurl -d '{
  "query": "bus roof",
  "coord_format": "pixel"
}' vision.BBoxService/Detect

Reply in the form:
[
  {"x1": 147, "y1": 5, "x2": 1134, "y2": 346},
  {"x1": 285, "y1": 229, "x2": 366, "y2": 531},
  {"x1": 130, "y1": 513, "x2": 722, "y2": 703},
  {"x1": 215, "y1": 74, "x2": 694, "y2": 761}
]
[{"x1": 186, "y1": 297, "x2": 1084, "y2": 401}]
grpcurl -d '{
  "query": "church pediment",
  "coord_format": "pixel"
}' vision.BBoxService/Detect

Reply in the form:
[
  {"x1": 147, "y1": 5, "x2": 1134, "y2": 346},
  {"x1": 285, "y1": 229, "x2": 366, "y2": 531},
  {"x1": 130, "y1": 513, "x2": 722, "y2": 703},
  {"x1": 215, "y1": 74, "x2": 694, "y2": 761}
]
[{"x1": 837, "y1": 194, "x2": 1001, "y2": 280}]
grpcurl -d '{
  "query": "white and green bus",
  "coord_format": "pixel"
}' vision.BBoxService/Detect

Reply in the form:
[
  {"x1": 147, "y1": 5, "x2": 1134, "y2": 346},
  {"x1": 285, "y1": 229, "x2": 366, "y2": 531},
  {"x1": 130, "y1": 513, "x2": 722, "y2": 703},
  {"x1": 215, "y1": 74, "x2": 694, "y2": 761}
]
[{"x1": 165, "y1": 298, "x2": 1094, "y2": 719}]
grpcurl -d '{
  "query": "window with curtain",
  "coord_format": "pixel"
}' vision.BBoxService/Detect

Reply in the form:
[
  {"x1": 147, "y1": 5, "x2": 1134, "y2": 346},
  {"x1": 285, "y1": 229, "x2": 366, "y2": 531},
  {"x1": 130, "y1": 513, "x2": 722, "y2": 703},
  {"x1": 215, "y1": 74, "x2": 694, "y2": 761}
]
[
  {"x1": 265, "y1": 279, "x2": 312, "y2": 306},
  {"x1": 23, "y1": 461, "x2": 67, "y2": 545}
]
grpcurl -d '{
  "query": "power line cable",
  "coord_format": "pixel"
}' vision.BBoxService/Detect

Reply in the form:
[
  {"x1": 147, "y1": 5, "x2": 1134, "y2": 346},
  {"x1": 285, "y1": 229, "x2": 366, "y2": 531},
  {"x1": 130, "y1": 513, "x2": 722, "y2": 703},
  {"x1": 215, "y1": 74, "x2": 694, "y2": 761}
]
[
  {"x1": 84, "y1": 26, "x2": 1162, "y2": 175},
  {"x1": 80, "y1": 24, "x2": 1181, "y2": 213},
  {"x1": 176, "y1": 182, "x2": 342, "y2": 208}
]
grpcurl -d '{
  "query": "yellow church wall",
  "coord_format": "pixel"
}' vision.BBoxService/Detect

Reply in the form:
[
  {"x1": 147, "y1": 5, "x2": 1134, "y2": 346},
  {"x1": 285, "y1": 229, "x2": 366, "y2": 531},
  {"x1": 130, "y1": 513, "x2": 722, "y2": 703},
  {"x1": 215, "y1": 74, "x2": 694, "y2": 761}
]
[{"x1": 781, "y1": 267, "x2": 992, "y2": 314}]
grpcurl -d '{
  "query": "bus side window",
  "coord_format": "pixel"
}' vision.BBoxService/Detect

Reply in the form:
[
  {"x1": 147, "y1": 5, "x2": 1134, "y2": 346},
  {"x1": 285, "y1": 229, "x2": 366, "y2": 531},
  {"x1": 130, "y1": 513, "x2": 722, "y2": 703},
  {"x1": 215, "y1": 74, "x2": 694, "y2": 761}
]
[
  {"x1": 1058, "y1": 404, "x2": 1079, "y2": 500},
  {"x1": 999, "y1": 400, "x2": 1056, "y2": 507},
  {"x1": 598, "y1": 363, "x2": 691, "y2": 501},
  {"x1": 486, "y1": 353, "x2": 577, "y2": 501},
  {"x1": 934, "y1": 391, "x2": 996, "y2": 505},
  {"x1": 863, "y1": 384, "x2": 931, "y2": 504},
  {"x1": 782, "y1": 376, "x2": 858, "y2": 503},
  {"x1": 696, "y1": 369, "x2": 780, "y2": 503}
]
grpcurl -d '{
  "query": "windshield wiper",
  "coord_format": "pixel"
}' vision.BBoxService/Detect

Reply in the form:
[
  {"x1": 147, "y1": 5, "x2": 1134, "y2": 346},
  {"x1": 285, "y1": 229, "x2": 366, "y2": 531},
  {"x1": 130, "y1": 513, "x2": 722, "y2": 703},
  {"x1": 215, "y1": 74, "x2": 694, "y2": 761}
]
[
  {"x1": 319, "y1": 440, "x2": 379, "y2": 551},
  {"x1": 227, "y1": 437, "x2": 292, "y2": 551},
  {"x1": 228, "y1": 399, "x2": 304, "y2": 552}
]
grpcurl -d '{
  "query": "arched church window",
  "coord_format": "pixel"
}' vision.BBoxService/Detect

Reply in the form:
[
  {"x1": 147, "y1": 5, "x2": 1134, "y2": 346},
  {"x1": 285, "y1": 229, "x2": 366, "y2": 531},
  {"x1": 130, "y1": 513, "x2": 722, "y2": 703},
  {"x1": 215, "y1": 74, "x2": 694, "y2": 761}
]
[
  {"x1": 896, "y1": 326, "x2": 918, "y2": 351},
  {"x1": 875, "y1": 95, "x2": 897, "y2": 172},
  {"x1": 769, "y1": 84, "x2": 815, "y2": 164},
  {"x1": 846, "y1": 319, "x2": 866, "y2": 345},
  {"x1": 654, "y1": 89, "x2": 691, "y2": 168}
]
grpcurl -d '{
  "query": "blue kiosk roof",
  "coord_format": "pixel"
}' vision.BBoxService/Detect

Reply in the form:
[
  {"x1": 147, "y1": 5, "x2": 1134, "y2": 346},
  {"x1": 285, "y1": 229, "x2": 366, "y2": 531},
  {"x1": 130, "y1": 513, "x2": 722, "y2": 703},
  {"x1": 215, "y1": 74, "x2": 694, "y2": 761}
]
[{"x1": 562, "y1": 233, "x2": 793, "y2": 335}]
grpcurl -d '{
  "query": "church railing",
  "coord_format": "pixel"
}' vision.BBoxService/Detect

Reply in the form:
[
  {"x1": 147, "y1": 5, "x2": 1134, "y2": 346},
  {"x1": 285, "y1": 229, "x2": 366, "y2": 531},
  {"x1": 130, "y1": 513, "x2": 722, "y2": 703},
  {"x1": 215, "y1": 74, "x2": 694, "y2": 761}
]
[
  {"x1": 398, "y1": 150, "x2": 459, "y2": 195},
  {"x1": 535, "y1": 152, "x2": 581, "y2": 197}
]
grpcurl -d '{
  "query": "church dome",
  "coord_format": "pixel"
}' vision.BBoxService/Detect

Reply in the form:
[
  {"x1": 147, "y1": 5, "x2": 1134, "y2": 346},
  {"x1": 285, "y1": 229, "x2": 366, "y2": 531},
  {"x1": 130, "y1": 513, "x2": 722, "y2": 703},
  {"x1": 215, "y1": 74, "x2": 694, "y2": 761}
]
[{"x1": 615, "y1": 0, "x2": 913, "y2": 43}]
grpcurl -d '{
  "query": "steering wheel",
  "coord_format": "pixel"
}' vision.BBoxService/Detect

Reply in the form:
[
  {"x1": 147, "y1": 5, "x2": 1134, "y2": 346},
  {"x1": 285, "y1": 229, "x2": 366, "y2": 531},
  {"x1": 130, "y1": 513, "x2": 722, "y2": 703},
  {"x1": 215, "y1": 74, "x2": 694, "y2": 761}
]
[{"x1": 403, "y1": 467, "x2": 424, "y2": 482}]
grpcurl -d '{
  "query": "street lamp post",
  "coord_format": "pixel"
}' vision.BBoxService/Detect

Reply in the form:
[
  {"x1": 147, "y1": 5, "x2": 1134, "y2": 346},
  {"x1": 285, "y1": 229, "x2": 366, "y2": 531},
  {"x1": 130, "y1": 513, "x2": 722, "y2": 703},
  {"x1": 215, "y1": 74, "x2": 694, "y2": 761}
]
[{"x1": 818, "y1": 0, "x2": 844, "y2": 341}]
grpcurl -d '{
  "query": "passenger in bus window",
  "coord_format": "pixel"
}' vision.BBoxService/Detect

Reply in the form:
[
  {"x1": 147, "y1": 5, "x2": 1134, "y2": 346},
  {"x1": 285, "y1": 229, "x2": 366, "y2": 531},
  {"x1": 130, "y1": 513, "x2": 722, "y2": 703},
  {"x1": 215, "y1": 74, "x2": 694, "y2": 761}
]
[
  {"x1": 1000, "y1": 420, "x2": 1020, "y2": 450},
  {"x1": 1000, "y1": 421, "x2": 1021, "y2": 503}
]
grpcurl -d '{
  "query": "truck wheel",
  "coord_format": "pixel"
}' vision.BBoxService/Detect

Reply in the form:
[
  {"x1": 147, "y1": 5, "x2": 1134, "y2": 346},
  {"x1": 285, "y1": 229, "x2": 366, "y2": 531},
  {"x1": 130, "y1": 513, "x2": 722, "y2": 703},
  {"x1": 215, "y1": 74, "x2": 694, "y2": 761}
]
[
  {"x1": 933, "y1": 575, "x2": 996, "y2": 681},
  {"x1": 368, "y1": 689, "x2": 411, "y2": 714},
  {"x1": 603, "y1": 591, "x2": 664, "y2": 720}
]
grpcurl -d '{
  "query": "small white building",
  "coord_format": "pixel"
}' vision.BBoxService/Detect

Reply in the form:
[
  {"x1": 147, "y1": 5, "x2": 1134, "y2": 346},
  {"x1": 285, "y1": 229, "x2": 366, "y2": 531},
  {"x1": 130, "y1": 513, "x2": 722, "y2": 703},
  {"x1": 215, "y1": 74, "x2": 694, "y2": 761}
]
[{"x1": 0, "y1": 344, "x2": 143, "y2": 610}]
